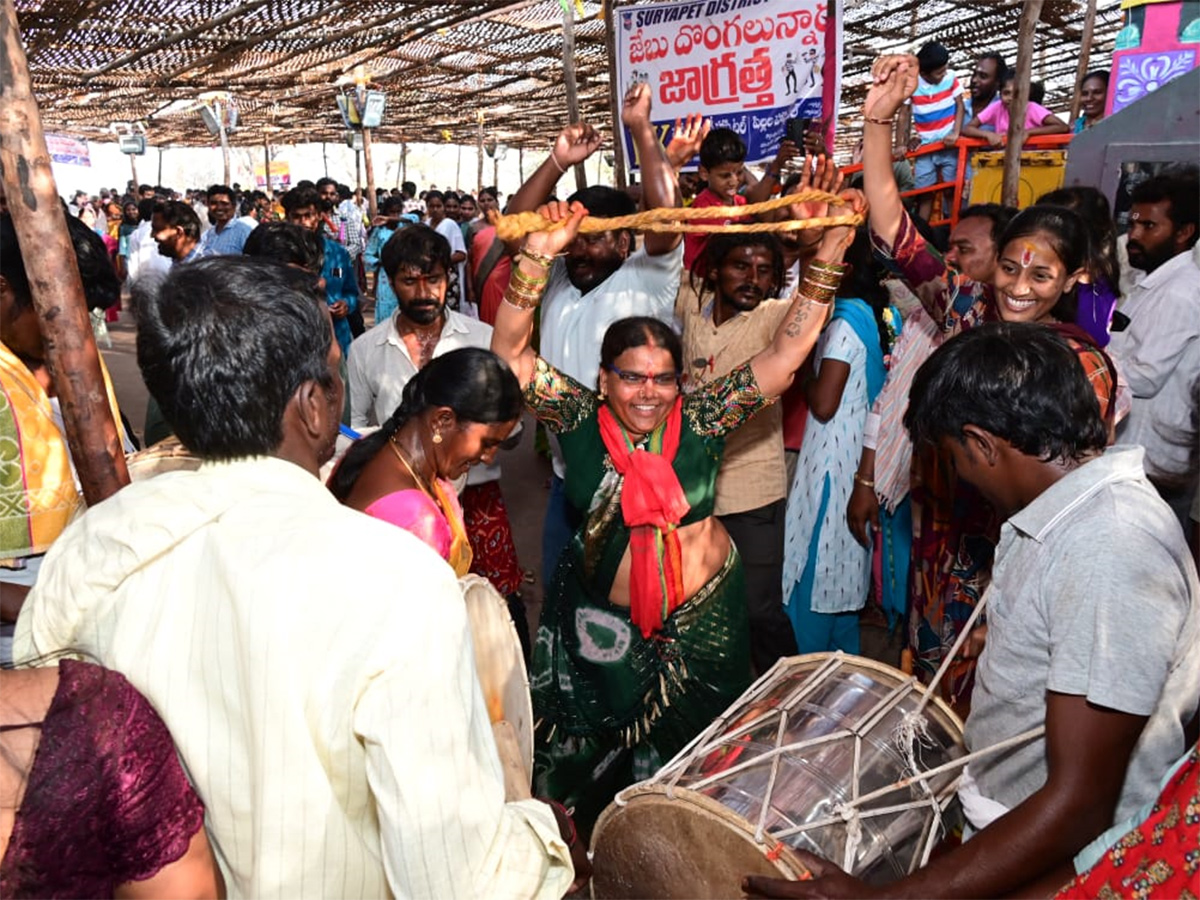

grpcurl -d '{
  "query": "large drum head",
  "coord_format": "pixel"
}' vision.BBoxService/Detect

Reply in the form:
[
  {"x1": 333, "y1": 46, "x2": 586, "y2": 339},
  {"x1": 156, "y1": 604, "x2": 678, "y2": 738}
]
[
  {"x1": 591, "y1": 787, "x2": 810, "y2": 899},
  {"x1": 460, "y1": 574, "x2": 533, "y2": 782}
]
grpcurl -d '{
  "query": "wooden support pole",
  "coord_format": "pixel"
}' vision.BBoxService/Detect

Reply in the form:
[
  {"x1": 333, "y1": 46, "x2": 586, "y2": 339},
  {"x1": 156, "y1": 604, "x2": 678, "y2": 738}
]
[
  {"x1": 603, "y1": 0, "x2": 628, "y2": 189},
  {"x1": 218, "y1": 109, "x2": 231, "y2": 185},
  {"x1": 263, "y1": 141, "x2": 272, "y2": 196},
  {"x1": 0, "y1": 0, "x2": 129, "y2": 504},
  {"x1": 476, "y1": 114, "x2": 485, "y2": 196},
  {"x1": 129, "y1": 153, "x2": 139, "y2": 188},
  {"x1": 399, "y1": 140, "x2": 406, "y2": 188},
  {"x1": 1002, "y1": 0, "x2": 1044, "y2": 209},
  {"x1": 362, "y1": 127, "x2": 377, "y2": 221},
  {"x1": 1068, "y1": 0, "x2": 1099, "y2": 125},
  {"x1": 157, "y1": 145, "x2": 164, "y2": 185},
  {"x1": 561, "y1": 1, "x2": 587, "y2": 191}
]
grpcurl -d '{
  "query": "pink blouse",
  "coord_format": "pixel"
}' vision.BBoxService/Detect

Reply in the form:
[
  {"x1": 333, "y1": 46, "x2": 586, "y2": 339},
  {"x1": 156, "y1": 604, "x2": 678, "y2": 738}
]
[{"x1": 365, "y1": 484, "x2": 461, "y2": 561}]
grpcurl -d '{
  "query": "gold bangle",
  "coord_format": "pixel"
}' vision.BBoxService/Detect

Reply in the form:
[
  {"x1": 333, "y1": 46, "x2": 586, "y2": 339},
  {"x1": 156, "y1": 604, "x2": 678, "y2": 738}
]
[
  {"x1": 510, "y1": 268, "x2": 549, "y2": 289},
  {"x1": 519, "y1": 247, "x2": 556, "y2": 268},
  {"x1": 864, "y1": 115, "x2": 894, "y2": 126},
  {"x1": 853, "y1": 473, "x2": 876, "y2": 489},
  {"x1": 503, "y1": 290, "x2": 541, "y2": 311},
  {"x1": 505, "y1": 284, "x2": 543, "y2": 304}
]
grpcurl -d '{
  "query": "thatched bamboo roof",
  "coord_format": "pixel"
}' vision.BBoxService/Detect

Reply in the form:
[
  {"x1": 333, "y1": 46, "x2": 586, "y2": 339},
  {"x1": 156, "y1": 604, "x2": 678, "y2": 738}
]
[{"x1": 18, "y1": 0, "x2": 1122, "y2": 150}]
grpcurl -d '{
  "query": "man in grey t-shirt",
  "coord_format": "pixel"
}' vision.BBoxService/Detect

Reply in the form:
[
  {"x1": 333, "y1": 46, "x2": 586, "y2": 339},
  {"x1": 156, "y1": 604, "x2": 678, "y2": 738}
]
[{"x1": 744, "y1": 323, "x2": 1199, "y2": 899}]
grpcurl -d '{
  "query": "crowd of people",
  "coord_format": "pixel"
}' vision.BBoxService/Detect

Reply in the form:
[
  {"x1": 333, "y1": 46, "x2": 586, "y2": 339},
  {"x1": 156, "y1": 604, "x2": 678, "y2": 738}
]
[{"x1": 1, "y1": 50, "x2": 1197, "y2": 900}]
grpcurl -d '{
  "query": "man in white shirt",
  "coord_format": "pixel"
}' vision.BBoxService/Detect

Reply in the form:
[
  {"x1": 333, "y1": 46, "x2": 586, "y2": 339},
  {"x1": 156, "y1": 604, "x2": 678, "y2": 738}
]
[
  {"x1": 16, "y1": 256, "x2": 576, "y2": 899},
  {"x1": 1109, "y1": 168, "x2": 1200, "y2": 526},
  {"x1": 423, "y1": 190, "x2": 470, "y2": 315},
  {"x1": 125, "y1": 196, "x2": 172, "y2": 287},
  {"x1": 506, "y1": 83, "x2": 684, "y2": 584}
]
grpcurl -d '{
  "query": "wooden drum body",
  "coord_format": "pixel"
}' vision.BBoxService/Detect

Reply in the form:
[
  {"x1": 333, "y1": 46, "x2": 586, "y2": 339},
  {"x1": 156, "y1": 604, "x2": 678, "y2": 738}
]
[{"x1": 591, "y1": 653, "x2": 965, "y2": 898}]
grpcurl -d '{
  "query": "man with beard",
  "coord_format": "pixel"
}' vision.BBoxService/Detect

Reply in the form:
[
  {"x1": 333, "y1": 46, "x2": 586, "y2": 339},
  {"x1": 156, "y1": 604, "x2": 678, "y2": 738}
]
[
  {"x1": 346, "y1": 225, "x2": 529, "y2": 656},
  {"x1": 151, "y1": 200, "x2": 203, "y2": 264},
  {"x1": 677, "y1": 232, "x2": 800, "y2": 671},
  {"x1": 966, "y1": 52, "x2": 1005, "y2": 123},
  {"x1": 284, "y1": 185, "x2": 359, "y2": 357},
  {"x1": 506, "y1": 82, "x2": 683, "y2": 584},
  {"x1": 197, "y1": 184, "x2": 254, "y2": 257},
  {"x1": 1109, "y1": 168, "x2": 1200, "y2": 525}
]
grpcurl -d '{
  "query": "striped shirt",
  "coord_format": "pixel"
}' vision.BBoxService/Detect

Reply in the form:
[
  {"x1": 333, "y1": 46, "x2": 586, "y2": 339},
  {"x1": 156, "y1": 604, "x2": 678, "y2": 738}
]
[
  {"x1": 908, "y1": 72, "x2": 964, "y2": 144},
  {"x1": 15, "y1": 457, "x2": 573, "y2": 899},
  {"x1": 198, "y1": 219, "x2": 255, "y2": 257}
]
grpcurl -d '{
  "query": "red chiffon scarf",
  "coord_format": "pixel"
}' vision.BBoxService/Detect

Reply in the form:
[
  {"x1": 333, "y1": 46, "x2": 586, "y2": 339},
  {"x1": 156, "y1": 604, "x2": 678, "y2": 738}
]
[{"x1": 598, "y1": 397, "x2": 691, "y2": 637}]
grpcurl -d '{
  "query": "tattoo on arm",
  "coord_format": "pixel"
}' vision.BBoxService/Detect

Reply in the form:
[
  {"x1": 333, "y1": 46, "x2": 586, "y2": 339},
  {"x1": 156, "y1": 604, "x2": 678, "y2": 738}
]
[{"x1": 784, "y1": 301, "x2": 812, "y2": 337}]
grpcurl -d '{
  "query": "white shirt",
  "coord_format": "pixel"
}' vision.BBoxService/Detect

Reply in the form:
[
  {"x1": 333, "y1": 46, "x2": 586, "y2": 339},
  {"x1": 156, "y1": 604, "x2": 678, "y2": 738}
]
[
  {"x1": 347, "y1": 310, "x2": 502, "y2": 485},
  {"x1": 434, "y1": 218, "x2": 469, "y2": 313},
  {"x1": 126, "y1": 219, "x2": 171, "y2": 286},
  {"x1": 1108, "y1": 249, "x2": 1200, "y2": 485},
  {"x1": 539, "y1": 243, "x2": 683, "y2": 477},
  {"x1": 15, "y1": 457, "x2": 572, "y2": 900}
]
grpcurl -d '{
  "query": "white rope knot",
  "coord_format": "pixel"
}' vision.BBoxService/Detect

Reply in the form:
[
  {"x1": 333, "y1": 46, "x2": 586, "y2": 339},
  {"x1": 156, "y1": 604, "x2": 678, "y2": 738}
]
[
  {"x1": 834, "y1": 802, "x2": 863, "y2": 871},
  {"x1": 893, "y1": 709, "x2": 935, "y2": 782}
]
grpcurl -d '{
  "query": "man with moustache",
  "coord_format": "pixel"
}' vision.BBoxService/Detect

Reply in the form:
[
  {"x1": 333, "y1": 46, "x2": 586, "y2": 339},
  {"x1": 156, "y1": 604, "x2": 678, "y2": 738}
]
[
  {"x1": 284, "y1": 185, "x2": 359, "y2": 358},
  {"x1": 1108, "y1": 168, "x2": 1200, "y2": 525},
  {"x1": 677, "y1": 233, "x2": 800, "y2": 671},
  {"x1": 965, "y1": 52, "x2": 1005, "y2": 123},
  {"x1": 150, "y1": 200, "x2": 203, "y2": 264},
  {"x1": 197, "y1": 184, "x2": 254, "y2": 257}
]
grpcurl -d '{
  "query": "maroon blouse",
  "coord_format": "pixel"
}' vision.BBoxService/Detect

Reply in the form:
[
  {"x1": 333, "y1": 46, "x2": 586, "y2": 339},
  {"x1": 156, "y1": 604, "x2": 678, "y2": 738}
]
[{"x1": 0, "y1": 659, "x2": 205, "y2": 898}]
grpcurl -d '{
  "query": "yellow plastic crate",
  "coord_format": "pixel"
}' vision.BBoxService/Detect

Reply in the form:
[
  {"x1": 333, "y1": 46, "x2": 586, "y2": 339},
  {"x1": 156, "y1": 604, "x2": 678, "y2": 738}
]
[{"x1": 968, "y1": 150, "x2": 1067, "y2": 208}]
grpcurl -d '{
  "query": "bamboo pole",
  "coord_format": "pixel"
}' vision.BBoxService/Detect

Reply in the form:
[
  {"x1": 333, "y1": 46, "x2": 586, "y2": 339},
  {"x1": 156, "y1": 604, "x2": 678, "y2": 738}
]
[
  {"x1": 561, "y1": 0, "x2": 587, "y2": 191},
  {"x1": 1002, "y1": 0, "x2": 1044, "y2": 208},
  {"x1": 1068, "y1": 0, "x2": 1099, "y2": 125},
  {"x1": 263, "y1": 141, "x2": 272, "y2": 195},
  {"x1": 218, "y1": 104, "x2": 231, "y2": 185},
  {"x1": 362, "y1": 127, "x2": 377, "y2": 220},
  {"x1": 399, "y1": 140, "x2": 406, "y2": 188},
  {"x1": 0, "y1": 0, "x2": 129, "y2": 503},
  {"x1": 129, "y1": 153, "x2": 139, "y2": 188},
  {"x1": 476, "y1": 113, "x2": 485, "y2": 196},
  {"x1": 603, "y1": 0, "x2": 628, "y2": 189},
  {"x1": 157, "y1": 145, "x2": 164, "y2": 185}
]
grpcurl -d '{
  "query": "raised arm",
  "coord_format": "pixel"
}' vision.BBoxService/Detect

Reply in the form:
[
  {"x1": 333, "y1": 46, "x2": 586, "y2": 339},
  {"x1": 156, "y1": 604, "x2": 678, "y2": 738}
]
[
  {"x1": 490, "y1": 201, "x2": 589, "y2": 388},
  {"x1": 750, "y1": 189, "x2": 864, "y2": 399},
  {"x1": 862, "y1": 55, "x2": 920, "y2": 250},
  {"x1": 507, "y1": 124, "x2": 603, "y2": 216},
  {"x1": 622, "y1": 83, "x2": 683, "y2": 255}
]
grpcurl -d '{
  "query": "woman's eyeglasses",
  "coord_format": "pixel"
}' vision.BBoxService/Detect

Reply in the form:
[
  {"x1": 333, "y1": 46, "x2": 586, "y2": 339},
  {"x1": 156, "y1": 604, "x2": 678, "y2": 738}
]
[{"x1": 604, "y1": 364, "x2": 680, "y2": 388}]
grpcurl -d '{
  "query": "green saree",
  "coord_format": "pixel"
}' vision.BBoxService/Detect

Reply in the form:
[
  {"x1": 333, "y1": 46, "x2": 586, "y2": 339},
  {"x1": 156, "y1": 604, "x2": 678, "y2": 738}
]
[{"x1": 524, "y1": 357, "x2": 772, "y2": 832}]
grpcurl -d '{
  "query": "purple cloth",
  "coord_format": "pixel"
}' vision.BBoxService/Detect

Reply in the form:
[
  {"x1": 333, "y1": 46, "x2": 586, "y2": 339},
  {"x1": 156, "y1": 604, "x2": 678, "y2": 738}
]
[
  {"x1": 1074, "y1": 280, "x2": 1118, "y2": 348},
  {"x1": 0, "y1": 660, "x2": 205, "y2": 899}
]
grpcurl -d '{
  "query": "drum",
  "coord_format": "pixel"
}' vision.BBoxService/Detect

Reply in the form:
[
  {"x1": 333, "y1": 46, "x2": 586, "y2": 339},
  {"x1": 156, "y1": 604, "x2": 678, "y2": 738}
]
[
  {"x1": 590, "y1": 652, "x2": 965, "y2": 898},
  {"x1": 125, "y1": 437, "x2": 201, "y2": 480},
  {"x1": 459, "y1": 574, "x2": 534, "y2": 794}
]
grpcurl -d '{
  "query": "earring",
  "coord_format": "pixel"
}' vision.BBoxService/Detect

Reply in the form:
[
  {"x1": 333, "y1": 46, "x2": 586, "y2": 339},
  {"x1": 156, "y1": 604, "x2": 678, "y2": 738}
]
[{"x1": 432, "y1": 430, "x2": 443, "y2": 444}]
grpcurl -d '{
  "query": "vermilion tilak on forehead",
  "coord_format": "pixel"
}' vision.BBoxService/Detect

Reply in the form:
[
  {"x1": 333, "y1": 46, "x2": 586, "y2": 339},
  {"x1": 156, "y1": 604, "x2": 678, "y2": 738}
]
[{"x1": 1020, "y1": 242, "x2": 1036, "y2": 267}]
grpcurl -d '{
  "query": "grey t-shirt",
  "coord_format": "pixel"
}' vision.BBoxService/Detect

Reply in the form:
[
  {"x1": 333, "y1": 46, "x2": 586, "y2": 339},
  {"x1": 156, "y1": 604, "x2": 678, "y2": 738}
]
[{"x1": 965, "y1": 446, "x2": 1200, "y2": 823}]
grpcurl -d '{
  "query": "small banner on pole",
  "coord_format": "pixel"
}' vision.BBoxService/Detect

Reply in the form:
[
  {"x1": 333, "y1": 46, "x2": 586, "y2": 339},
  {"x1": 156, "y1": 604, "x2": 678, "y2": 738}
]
[
  {"x1": 614, "y1": 0, "x2": 841, "y2": 169},
  {"x1": 44, "y1": 133, "x2": 91, "y2": 167},
  {"x1": 254, "y1": 160, "x2": 290, "y2": 190}
]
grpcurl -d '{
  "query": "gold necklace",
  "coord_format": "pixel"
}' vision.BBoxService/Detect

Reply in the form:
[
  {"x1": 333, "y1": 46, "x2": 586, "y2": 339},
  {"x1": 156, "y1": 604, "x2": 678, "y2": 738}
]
[{"x1": 389, "y1": 438, "x2": 436, "y2": 498}]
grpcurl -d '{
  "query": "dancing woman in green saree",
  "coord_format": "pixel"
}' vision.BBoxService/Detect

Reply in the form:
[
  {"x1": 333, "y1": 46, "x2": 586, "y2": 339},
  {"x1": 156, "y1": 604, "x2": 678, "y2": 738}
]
[{"x1": 491, "y1": 198, "x2": 860, "y2": 831}]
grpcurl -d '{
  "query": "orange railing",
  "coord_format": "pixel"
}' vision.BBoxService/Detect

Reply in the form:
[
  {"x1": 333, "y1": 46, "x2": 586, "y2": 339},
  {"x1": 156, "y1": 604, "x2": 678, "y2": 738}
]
[{"x1": 837, "y1": 133, "x2": 1074, "y2": 228}]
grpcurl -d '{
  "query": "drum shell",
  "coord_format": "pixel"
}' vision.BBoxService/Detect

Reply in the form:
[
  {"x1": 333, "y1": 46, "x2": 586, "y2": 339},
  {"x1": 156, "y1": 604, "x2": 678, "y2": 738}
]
[{"x1": 591, "y1": 653, "x2": 965, "y2": 898}]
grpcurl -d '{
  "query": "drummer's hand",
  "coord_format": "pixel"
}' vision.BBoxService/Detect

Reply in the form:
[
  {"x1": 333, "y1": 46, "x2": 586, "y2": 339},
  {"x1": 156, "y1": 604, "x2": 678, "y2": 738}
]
[
  {"x1": 962, "y1": 624, "x2": 988, "y2": 659},
  {"x1": 568, "y1": 840, "x2": 592, "y2": 894},
  {"x1": 524, "y1": 200, "x2": 588, "y2": 259},
  {"x1": 743, "y1": 851, "x2": 874, "y2": 899}
]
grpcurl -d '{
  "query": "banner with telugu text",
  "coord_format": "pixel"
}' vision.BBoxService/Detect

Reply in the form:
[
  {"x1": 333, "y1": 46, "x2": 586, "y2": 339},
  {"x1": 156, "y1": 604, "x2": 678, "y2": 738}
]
[
  {"x1": 615, "y1": 0, "x2": 840, "y2": 170},
  {"x1": 45, "y1": 133, "x2": 91, "y2": 167}
]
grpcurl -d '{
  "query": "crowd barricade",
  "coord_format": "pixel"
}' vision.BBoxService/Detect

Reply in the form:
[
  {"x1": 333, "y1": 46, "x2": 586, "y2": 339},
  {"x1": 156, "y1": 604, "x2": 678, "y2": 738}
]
[{"x1": 837, "y1": 133, "x2": 1074, "y2": 229}]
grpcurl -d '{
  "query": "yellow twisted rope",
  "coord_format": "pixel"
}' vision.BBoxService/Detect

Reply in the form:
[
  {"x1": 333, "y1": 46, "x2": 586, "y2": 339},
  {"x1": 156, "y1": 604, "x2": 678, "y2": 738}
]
[{"x1": 490, "y1": 189, "x2": 862, "y2": 241}]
